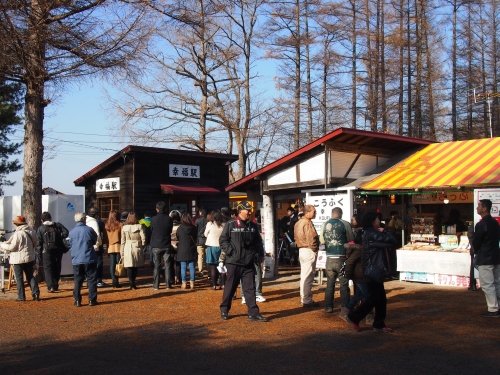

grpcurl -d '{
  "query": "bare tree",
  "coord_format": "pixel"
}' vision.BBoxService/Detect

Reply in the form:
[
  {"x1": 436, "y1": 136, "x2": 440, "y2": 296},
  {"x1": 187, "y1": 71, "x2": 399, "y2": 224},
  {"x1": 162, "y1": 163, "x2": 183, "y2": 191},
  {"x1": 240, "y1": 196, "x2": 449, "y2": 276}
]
[{"x1": 1, "y1": 0, "x2": 148, "y2": 226}]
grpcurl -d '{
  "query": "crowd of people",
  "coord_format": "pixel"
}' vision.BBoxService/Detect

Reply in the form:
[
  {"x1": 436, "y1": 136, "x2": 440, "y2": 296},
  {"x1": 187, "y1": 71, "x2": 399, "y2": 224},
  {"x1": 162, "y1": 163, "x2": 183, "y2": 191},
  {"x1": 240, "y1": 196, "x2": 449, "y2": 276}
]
[{"x1": 1, "y1": 198, "x2": 498, "y2": 326}]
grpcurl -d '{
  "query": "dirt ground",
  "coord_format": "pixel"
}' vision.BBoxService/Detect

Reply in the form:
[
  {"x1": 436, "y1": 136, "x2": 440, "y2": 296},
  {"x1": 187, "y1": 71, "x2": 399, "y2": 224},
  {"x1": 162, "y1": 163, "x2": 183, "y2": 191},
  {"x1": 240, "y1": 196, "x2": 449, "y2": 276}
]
[{"x1": 0, "y1": 265, "x2": 498, "y2": 375}]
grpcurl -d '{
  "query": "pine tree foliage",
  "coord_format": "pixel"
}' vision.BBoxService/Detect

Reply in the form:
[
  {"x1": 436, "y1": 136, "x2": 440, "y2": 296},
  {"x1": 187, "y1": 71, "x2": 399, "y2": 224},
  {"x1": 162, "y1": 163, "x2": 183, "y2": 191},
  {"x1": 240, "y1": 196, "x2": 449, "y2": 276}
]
[{"x1": 0, "y1": 79, "x2": 22, "y2": 195}]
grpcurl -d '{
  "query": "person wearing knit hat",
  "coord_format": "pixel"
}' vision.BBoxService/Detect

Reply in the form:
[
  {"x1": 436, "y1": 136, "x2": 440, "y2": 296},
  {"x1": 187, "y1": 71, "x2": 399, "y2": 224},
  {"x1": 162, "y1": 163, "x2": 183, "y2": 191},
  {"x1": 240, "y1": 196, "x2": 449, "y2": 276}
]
[{"x1": 0, "y1": 215, "x2": 40, "y2": 301}]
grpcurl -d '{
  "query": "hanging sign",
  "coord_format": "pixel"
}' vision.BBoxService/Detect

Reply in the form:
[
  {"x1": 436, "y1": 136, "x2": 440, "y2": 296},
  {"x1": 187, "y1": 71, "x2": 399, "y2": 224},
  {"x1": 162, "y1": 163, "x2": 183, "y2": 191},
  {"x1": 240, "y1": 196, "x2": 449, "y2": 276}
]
[
  {"x1": 306, "y1": 193, "x2": 351, "y2": 233},
  {"x1": 96, "y1": 177, "x2": 120, "y2": 192},
  {"x1": 169, "y1": 164, "x2": 200, "y2": 179},
  {"x1": 412, "y1": 191, "x2": 473, "y2": 204}
]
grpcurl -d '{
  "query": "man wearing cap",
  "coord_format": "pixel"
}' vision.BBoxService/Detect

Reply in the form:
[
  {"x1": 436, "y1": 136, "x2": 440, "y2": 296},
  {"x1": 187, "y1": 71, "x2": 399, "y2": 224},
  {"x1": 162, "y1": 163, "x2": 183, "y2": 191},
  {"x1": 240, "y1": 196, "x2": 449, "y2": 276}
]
[
  {"x1": 294, "y1": 204, "x2": 320, "y2": 308},
  {"x1": 0, "y1": 215, "x2": 40, "y2": 301},
  {"x1": 219, "y1": 201, "x2": 267, "y2": 322},
  {"x1": 68, "y1": 212, "x2": 98, "y2": 306}
]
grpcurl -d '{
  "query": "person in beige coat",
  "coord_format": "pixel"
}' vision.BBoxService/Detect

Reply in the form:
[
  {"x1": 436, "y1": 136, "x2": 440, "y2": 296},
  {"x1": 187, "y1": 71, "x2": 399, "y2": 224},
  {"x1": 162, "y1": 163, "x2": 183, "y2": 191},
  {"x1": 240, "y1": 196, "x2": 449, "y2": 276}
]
[
  {"x1": 121, "y1": 212, "x2": 145, "y2": 289},
  {"x1": 105, "y1": 210, "x2": 122, "y2": 288},
  {"x1": 0, "y1": 215, "x2": 40, "y2": 301},
  {"x1": 294, "y1": 205, "x2": 320, "y2": 308}
]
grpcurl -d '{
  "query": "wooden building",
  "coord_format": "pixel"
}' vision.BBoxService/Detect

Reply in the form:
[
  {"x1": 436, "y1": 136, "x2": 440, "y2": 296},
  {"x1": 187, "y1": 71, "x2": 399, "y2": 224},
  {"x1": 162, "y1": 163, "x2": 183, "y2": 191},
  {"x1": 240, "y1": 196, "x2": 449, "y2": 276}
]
[
  {"x1": 225, "y1": 127, "x2": 434, "y2": 278},
  {"x1": 74, "y1": 146, "x2": 238, "y2": 219}
]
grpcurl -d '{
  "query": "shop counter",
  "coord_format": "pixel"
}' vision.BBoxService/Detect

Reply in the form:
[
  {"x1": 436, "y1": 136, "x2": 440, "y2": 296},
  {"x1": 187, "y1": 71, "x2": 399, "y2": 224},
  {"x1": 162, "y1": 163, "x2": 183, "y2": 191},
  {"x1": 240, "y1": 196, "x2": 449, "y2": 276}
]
[{"x1": 397, "y1": 249, "x2": 473, "y2": 287}]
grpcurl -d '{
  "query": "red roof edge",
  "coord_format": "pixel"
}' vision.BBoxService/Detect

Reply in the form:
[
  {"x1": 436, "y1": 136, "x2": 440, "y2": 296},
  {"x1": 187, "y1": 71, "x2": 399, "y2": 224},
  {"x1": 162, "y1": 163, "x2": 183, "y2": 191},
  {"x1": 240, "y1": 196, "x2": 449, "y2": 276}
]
[{"x1": 225, "y1": 127, "x2": 434, "y2": 192}]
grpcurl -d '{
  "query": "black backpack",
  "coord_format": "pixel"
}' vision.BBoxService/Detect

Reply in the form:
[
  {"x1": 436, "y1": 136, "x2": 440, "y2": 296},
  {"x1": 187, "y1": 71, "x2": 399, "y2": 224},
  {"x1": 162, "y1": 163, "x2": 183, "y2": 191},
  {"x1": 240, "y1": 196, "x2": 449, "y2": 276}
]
[{"x1": 43, "y1": 225, "x2": 60, "y2": 253}]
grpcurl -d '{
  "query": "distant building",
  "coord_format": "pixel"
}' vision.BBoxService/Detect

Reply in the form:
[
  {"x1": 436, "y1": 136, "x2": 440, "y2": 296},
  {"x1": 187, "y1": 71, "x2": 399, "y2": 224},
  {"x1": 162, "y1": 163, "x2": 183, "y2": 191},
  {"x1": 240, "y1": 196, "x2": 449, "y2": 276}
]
[
  {"x1": 74, "y1": 146, "x2": 238, "y2": 219},
  {"x1": 42, "y1": 187, "x2": 64, "y2": 195}
]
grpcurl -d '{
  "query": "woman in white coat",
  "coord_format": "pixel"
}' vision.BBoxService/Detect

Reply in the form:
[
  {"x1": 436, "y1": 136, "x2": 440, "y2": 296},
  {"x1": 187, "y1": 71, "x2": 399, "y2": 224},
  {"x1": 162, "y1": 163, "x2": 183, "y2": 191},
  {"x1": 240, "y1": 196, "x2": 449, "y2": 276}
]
[
  {"x1": 0, "y1": 215, "x2": 40, "y2": 301},
  {"x1": 121, "y1": 212, "x2": 145, "y2": 289}
]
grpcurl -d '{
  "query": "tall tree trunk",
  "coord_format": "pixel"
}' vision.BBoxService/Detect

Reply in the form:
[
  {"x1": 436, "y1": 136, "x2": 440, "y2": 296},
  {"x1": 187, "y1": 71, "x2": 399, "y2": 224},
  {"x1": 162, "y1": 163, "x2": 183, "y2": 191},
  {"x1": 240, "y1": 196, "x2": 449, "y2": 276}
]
[
  {"x1": 23, "y1": 82, "x2": 45, "y2": 229},
  {"x1": 322, "y1": 39, "x2": 328, "y2": 134},
  {"x1": 406, "y1": 0, "x2": 413, "y2": 136},
  {"x1": 23, "y1": 0, "x2": 46, "y2": 228},
  {"x1": 365, "y1": 0, "x2": 374, "y2": 130},
  {"x1": 294, "y1": 0, "x2": 301, "y2": 149},
  {"x1": 398, "y1": 0, "x2": 405, "y2": 135},
  {"x1": 466, "y1": 2, "x2": 473, "y2": 138},
  {"x1": 380, "y1": 0, "x2": 388, "y2": 132},
  {"x1": 305, "y1": 0, "x2": 313, "y2": 142},
  {"x1": 480, "y1": 2, "x2": 489, "y2": 137},
  {"x1": 491, "y1": 0, "x2": 499, "y2": 137},
  {"x1": 370, "y1": 0, "x2": 380, "y2": 131},
  {"x1": 198, "y1": 3, "x2": 208, "y2": 151},
  {"x1": 351, "y1": 0, "x2": 358, "y2": 129},
  {"x1": 422, "y1": 0, "x2": 435, "y2": 140},
  {"x1": 414, "y1": 0, "x2": 423, "y2": 138},
  {"x1": 451, "y1": 0, "x2": 458, "y2": 140}
]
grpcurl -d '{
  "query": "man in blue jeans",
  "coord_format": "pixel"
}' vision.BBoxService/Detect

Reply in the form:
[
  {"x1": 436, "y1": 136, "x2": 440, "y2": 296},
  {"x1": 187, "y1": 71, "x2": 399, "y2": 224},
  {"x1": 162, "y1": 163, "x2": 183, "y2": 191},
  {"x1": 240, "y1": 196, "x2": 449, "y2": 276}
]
[
  {"x1": 68, "y1": 212, "x2": 98, "y2": 307},
  {"x1": 320, "y1": 207, "x2": 354, "y2": 318}
]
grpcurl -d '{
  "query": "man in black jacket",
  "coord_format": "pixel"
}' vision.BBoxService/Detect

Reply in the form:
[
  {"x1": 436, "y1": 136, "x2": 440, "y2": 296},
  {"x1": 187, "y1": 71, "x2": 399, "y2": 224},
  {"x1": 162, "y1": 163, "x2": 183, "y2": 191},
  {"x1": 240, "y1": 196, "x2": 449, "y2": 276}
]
[
  {"x1": 472, "y1": 199, "x2": 500, "y2": 318},
  {"x1": 150, "y1": 201, "x2": 173, "y2": 290},
  {"x1": 219, "y1": 201, "x2": 267, "y2": 322},
  {"x1": 36, "y1": 211, "x2": 69, "y2": 292}
]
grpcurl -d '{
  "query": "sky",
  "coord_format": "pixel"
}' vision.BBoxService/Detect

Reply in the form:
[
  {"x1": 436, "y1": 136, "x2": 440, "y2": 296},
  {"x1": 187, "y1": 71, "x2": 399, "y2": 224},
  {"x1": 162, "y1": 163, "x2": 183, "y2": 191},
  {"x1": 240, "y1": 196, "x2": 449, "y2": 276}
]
[
  {"x1": 4, "y1": 81, "x2": 132, "y2": 197},
  {"x1": 4, "y1": 62, "x2": 277, "y2": 198}
]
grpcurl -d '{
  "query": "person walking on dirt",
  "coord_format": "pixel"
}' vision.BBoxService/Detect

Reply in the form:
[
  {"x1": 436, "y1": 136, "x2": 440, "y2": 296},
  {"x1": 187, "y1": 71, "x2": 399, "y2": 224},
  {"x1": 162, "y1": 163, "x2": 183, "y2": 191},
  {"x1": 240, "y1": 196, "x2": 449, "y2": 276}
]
[
  {"x1": 219, "y1": 201, "x2": 267, "y2": 322},
  {"x1": 86, "y1": 207, "x2": 105, "y2": 287},
  {"x1": 472, "y1": 199, "x2": 500, "y2": 318},
  {"x1": 36, "y1": 211, "x2": 69, "y2": 292},
  {"x1": 294, "y1": 204, "x2": 320, "y2": 308},
  {"x1": 347, "y1": 211, "x2": 396, "y2": 332},
  {"x1": 1, "y1": 215, "x2": 40, "y2": 302},
  {"x1": 320, "y1": 206, "x2": 354, "y2": 317},
  {"x1": 68, "y1": 212, "x2": 98, "y2": 307}
]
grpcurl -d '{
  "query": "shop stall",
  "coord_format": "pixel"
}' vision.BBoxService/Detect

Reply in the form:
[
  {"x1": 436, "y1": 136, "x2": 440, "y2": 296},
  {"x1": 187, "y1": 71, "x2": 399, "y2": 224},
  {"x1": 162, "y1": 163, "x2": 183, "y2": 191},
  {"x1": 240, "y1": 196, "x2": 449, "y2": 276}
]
[{"x1": 361, "y1": 137, "x2": 500, "y2": 287}]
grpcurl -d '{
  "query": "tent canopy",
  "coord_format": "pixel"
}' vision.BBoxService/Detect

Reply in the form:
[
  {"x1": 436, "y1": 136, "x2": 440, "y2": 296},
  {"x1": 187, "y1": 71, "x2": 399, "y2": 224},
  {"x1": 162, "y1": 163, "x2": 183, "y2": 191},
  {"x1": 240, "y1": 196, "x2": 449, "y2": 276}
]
[{"x1": 361, "y1": 137, "x2": 500, "y2": 191}]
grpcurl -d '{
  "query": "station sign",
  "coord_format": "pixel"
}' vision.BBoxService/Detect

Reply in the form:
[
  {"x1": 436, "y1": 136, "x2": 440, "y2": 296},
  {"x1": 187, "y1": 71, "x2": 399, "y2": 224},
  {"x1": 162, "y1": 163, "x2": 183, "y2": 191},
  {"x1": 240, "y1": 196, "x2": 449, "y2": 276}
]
[
  {"x1": 169, "y1": 164, "x2": 200, "y2": 179},
  {"x1": 96, "y1": 177, "x2": 120, "y2": 192}
]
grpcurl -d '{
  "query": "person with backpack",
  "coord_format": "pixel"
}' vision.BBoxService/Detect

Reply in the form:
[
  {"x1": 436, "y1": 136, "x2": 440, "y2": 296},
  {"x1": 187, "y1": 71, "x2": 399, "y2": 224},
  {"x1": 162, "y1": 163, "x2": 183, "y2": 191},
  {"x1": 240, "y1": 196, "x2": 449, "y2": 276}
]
[{"x1": 36, "y1": 211, "x2": 69, "y2": 293}]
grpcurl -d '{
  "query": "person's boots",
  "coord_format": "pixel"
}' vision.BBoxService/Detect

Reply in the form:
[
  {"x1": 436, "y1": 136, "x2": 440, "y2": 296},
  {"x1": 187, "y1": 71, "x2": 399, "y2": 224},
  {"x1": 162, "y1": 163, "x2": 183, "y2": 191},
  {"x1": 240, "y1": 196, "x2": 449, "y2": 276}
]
[
  {"x1": 181, "y1": 282, "x2": 187, "y2": 289},
  {"x1": 190, "y1": 280, "x2": 195, "y2": 290},
  {"x1": 339, "y1": 306, "x2": 349, "y2": 322}
]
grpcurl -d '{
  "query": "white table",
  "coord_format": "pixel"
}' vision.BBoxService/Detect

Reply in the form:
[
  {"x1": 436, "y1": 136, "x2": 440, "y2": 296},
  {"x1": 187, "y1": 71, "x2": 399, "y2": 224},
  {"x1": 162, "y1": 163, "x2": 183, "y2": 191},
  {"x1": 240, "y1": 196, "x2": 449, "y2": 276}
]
[{"x1": 397, "y1": 249, "x2": 471, "y2": 276}]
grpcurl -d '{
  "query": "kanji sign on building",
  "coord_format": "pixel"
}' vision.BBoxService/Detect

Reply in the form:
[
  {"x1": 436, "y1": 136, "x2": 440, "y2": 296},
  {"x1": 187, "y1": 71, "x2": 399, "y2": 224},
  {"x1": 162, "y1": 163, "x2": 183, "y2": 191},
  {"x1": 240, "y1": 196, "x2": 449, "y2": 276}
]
[
  {"x1": 306, "y1": 193, "x2": 351, "y2": 233},
  {"x1": 96, "y1": 177, "x2": 120, "y2": 192},
  {"x1": 169, "y1": 164, "x2": 200, "y2": 179}
]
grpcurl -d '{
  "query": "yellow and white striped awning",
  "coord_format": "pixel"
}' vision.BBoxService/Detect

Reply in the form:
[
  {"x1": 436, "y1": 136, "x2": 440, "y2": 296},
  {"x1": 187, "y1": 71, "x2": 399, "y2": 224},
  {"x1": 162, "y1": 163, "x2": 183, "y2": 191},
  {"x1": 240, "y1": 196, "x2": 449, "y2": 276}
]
[{"x1": 361, "y1": 137, "x2": 500, "y2": 191}]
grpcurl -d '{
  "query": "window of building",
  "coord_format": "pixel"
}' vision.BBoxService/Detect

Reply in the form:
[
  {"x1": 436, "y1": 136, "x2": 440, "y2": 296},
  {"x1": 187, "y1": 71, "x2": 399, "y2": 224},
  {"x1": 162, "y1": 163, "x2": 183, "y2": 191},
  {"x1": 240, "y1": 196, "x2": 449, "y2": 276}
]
[{"x1": 98, "y1": 197, "x2": 120, "y2": 221}]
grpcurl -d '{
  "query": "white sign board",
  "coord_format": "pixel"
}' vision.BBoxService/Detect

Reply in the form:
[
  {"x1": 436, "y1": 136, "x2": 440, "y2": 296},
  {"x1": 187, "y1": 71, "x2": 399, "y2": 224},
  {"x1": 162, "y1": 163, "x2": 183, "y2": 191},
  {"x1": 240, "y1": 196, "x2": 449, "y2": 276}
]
[
  {"x1": 305, "y1": 192, "x2": 352, "y2": 233},
  {"x1": 169, "y1": 164, "x2": 200, "y2": 179},
  {"x1": 474, "y1": 188, "x2": 500, "y2": 225},
  {"x1": 96, "y1": 177, "x2": 120, "y2": 192}
]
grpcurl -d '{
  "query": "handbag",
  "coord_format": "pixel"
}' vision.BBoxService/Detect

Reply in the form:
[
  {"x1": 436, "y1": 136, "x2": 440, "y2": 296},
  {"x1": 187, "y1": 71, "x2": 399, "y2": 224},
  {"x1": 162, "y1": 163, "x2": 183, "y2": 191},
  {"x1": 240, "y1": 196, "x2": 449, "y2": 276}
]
[
  {"x1": 364, "y1": 250, "x2": 387, "y2": 283},
  {"x1": 115, "y1": 257, "x2": 127, "y2": 277}
]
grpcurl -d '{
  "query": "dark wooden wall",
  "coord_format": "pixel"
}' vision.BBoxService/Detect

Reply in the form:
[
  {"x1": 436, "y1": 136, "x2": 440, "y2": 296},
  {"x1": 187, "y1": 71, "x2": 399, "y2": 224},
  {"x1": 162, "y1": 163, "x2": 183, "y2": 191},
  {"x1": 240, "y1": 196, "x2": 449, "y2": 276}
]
[{"x1": 84, "y1": 150, "x2": 232, "y2": 219}]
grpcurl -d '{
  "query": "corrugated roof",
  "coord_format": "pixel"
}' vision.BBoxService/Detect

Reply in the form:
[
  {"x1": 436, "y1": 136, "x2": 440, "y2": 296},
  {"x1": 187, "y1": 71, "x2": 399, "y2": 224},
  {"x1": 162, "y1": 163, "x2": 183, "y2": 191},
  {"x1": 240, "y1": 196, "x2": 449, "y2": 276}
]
[{"x1": 361, "y1": 137, "x2": 500, "y2": 190}]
